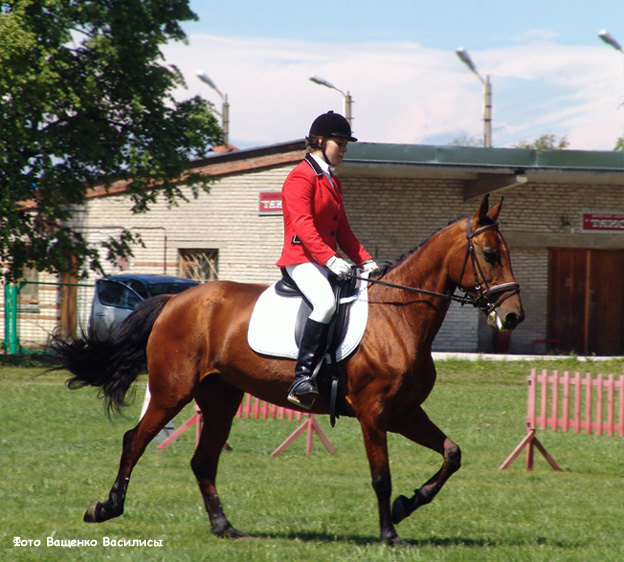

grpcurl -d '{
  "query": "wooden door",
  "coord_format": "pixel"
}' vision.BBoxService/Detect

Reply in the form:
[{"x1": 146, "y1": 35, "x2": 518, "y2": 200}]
[
  {"x1": 587, "y1": 250, "x2": 624, "y2": 355},
  {"x1": 548, "y1": 249, "x2": 624, "y2": 355}
]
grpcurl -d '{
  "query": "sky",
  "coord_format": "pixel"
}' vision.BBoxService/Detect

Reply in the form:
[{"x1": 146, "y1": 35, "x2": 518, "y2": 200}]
[{"x1": 161, "y1": 0, "x2": 624, "y2": 151}]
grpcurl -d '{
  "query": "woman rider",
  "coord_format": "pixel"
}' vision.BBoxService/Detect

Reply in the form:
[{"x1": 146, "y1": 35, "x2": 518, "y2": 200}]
[{"x1": 276, "y1": 111, "x2": 380, "y2": 409}]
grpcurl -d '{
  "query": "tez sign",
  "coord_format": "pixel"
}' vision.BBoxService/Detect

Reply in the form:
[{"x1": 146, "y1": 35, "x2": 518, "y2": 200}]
[
  {"x1": 582, "y1": 213, "x2": 624, "y2": 232},
  {"x1": 258, "y1": 192, "x2": 282, "y2": 215}
]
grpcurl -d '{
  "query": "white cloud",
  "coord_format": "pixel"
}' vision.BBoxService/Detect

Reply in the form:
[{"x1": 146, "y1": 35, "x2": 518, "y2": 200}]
[{"x1": 162, "y1": 34, "x2": 624, "y2": 150}]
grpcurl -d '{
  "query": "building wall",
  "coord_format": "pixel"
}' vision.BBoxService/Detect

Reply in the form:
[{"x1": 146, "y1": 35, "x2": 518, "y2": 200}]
[
  {"x1": 4, "y1": 155, "x2": 624, "y2": 355},
  {"x1": 339, "y1": 175, "x2": 624, "y2": 354},
  {"x1": 77, "y1": 166, "x2": 545, "y2": 353},
  {"x1": 80, "y1": 167, "x2": 288, "y2": 287}
]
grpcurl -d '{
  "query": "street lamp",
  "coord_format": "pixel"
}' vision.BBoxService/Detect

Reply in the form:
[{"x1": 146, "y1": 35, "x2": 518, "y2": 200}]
[
  {"x1": 456, "y1": 48, "x2": 492, "y2": 148},
  {"x1": 309, "y1": 76, "x2": 353, "y2": 125},
  {"x1": 196, "y1": 71, "x2": 230, "y2": 145},
  {"x1": 598, "y1": 30, "x2": 623, "y2": 52}
]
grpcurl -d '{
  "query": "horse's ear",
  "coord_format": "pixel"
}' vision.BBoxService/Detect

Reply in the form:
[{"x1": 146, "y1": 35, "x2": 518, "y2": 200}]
[
  {"x1": 477, "y1": 194, "x2": 490, "y2": 223},
  {"x1": 488, "y1": 197, "x2": 503, "y2": 222}
]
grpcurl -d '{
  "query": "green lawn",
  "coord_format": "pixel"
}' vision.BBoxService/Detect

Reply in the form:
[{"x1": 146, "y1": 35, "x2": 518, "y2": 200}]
[{"x1": 1, "y1": 356, "x2": 624, "y2": 561}]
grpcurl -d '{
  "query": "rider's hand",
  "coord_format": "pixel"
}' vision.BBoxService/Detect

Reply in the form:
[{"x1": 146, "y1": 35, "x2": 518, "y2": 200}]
[
  {"x1": 361, "y1": 259, "x2": 381, "y2": 276},
  {"x1": 325, "y1": 256, "x2": 351, "y2": 278}
]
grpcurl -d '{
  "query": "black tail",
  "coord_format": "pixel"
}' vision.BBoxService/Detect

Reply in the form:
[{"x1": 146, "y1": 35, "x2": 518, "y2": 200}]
[{"x1": 49, "y1": 294, "x2": 172, "y2": 415}]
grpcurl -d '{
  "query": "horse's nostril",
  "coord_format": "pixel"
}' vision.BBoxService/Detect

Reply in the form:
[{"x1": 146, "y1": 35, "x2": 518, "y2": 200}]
[{"x1": 504, "y1": 313, "x2": 519, "y2": 329}]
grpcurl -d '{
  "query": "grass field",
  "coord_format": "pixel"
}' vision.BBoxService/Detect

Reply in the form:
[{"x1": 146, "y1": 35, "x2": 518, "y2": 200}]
[{"x1": 2, "y1": 355, "x2": 624, "y2": 561}]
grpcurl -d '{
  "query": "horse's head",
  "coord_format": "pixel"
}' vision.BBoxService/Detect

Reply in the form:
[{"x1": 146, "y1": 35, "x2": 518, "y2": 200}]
[{"x1": 450, "y1": 195, "x2": 525, "y2": 331}]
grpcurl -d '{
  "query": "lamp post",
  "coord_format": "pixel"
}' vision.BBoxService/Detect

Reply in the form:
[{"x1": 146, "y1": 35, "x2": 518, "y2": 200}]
[
  {"x1": 456, "y1": 48, "x2": 492, "y2": 148},
  {"x1": 309, "y1": 76, "x2": 353, "y2": 125},
  {"x1": 598, "y1": 29, "x2": 623, "y2": 52},
  {"x1": 196, "y1": 71, "x2": 230, "y2": 145}
]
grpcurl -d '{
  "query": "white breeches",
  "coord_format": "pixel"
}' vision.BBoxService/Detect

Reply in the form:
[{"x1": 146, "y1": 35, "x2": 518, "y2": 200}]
[{"x1": 285, "y1": 262, "x2": 336, "y2": 324}]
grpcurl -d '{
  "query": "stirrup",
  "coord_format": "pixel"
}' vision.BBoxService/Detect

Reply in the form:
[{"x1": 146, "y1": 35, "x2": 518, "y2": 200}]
[{"x1": 287, "y1": 379, "x2": 319, "y2": 410}]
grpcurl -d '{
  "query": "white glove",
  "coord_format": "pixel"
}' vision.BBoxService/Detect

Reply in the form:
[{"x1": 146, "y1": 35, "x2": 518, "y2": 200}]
[
  {"x1": 361, "y1": 259, "x2": 381, "y2": 275},
  {"x1": 325, "y1": 256, "x2": 351, "y2": 278}
]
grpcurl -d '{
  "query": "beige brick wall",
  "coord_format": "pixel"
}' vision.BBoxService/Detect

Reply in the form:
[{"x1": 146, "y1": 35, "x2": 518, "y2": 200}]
[
  {"x1": 80, "y1": 167, "x2": 288, "y2": 287},
  {"x1": 339, "y1": 174, "x2": 624, "y2": 354},
  {"x1": 5, "y1": 157, "x2": 623, "y2": 355},
  {"x1": 58, "y1": 167, "x2": 624, "y2": 354}
]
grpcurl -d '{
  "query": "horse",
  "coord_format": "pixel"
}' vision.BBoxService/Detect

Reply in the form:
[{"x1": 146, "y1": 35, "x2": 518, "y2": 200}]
[{"x1": 51, "y1": 194, "x2": 524, "y2": 545}]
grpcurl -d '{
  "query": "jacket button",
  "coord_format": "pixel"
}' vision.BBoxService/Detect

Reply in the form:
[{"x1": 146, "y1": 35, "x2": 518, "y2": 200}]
[{"x1": 331, "y1": 231, "x2": 335, "y2": 235}]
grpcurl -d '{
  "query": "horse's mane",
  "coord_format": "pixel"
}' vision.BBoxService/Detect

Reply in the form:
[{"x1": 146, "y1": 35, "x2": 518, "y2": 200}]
[{"x1": 378, "y1": 213, "x2": 494, "y2": 276}]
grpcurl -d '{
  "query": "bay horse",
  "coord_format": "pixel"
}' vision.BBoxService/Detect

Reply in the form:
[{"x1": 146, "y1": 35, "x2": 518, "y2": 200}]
[{"x1": 51, "y1": 195, "x2": 523, "y2": 545}]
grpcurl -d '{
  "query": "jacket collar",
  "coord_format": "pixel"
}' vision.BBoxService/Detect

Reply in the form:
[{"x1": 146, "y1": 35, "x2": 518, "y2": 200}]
[{"x1": 304, "y1": 152, "x2": 326, "y2": 177}]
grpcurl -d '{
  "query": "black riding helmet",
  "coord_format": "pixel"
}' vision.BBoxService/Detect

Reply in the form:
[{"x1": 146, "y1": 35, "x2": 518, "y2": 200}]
[{"x1": 307, "y1": 111, "x2": 357, "y2": 142}]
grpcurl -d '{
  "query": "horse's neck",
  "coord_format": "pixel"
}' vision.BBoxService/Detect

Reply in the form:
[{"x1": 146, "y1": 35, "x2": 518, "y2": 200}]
[
  {"x1": 372, "y1": 221, "x2": 465, "y2": 348},
  {"x1": 385, "y1": 221, "x2": 463, "y2": 298}
]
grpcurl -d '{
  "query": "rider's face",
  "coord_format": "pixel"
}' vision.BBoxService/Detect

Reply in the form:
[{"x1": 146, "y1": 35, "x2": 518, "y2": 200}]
[{"x1": 324, "y1": 137, "x2": 348, "y2": 167}]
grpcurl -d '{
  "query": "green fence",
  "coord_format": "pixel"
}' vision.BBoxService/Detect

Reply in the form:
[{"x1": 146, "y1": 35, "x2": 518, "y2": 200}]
[{"x1": 2, "y1": 281, "x2": 94, "y2": 354}]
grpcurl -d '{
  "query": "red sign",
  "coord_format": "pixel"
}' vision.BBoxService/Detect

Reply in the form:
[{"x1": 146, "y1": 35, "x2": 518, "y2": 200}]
[
  {"x1": 258, "y1": 192, "x2": 282, "y2": 215},
  {"x1": 582, "y1": 213, "x2": 624, "y2": 232}
]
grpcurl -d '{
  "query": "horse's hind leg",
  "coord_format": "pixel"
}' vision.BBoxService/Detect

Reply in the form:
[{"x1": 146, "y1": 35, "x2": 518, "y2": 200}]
[
  {"x1": 191, "y1": 376, "x2": 245, "y2": 538},
  {"x1": 389, "y1": 405, "x2": 461, "y2": 524},
  {"x1": 84, "y1": 397, "x2": 189, "y2": 523}
]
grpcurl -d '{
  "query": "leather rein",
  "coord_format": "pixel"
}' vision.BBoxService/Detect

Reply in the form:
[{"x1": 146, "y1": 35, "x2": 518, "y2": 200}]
[{"x1": 350, "y1": 218, "x2": 520, "y2": 314}]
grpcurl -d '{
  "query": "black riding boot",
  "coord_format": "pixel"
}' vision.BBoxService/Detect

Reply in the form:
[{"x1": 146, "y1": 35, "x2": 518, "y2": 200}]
[{"x1": 287, "y1": 318, "x2": 329, "y2": 410}]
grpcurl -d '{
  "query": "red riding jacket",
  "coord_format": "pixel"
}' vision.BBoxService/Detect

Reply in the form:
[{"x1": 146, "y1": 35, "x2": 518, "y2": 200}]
[{"x1": 276, "y1": 154, "x2": 372, "y2": 268}]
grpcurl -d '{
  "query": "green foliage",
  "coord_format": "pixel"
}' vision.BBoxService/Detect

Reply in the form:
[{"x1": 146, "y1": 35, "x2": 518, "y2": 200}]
[
  {"x1": 613, "y1": 135, "x2": 624, "y2": 152},
  {"x1": 0, "y1": 0, "x2": 223, "y2": 280},
  {"x1": 449, "y1": 134, "x2": 483, "y2": 147},
  {"x1": 512, "y1": 134, "x2": 569, "y2": 150},
  {"x1": 2, "y1": 358, "x2": 624, "y2": 560}
]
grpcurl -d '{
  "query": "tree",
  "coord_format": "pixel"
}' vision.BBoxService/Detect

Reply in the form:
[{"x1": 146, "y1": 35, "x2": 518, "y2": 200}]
[
  {"x1": 0, "y1": 0, "x2": 223, "y2": 281},
  {"x1": 512, "y1": 134, "x2": 569, "y2": 150},
  {"x1": 449, "y1": 134, "x2": 483, "y2": 147}
]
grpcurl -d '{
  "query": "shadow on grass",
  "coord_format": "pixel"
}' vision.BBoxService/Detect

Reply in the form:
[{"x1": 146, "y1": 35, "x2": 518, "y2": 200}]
[
  {"x1": 235, "y1": 529, "x2": 580, "y2": 549},
  {"x1": 0, "y1": 351, "x2": 57, "y2": 368}
]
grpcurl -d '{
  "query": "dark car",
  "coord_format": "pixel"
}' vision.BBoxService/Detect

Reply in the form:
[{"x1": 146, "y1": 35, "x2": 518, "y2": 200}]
[{"x1": 89, "y1": 273, "x2": 199, "y2": 340}]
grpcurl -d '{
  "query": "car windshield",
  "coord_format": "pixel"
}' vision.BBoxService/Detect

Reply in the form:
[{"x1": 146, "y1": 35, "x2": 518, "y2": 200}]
[{"x1": 147, "y1": 281, "x2": 196, "y2": 296}]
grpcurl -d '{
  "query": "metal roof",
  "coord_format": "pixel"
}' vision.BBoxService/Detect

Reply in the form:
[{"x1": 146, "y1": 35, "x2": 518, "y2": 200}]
[{"x1": 344, "y1": 142, "x2": 624, "y2": 171}]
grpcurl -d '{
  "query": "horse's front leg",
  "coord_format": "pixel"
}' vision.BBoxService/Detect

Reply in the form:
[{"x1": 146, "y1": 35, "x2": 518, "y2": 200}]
[
  {"x1": 389, "y1": 405, "x2": 461, "y2": 524},
  {"x1": 359, "y1": 422, "x2": 406, "y2": 545}
]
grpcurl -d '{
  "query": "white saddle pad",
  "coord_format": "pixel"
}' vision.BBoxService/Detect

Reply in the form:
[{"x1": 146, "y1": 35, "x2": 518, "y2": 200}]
[{"x1": 247, "y1": 273, "x2": 370, "y2": 362}]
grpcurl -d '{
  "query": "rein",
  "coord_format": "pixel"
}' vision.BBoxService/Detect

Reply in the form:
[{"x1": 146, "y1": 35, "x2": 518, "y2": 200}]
[{"x1": 350, "y1": 218, "x2": 520, "y2": 313}]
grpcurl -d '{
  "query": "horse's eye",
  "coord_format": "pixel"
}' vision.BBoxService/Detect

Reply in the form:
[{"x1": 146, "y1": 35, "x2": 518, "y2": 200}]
[{"x1": 483, "y1": 248, "x2": 499, "y2": 264}]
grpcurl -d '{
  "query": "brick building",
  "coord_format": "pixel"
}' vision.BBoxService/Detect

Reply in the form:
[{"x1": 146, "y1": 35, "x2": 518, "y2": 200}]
[{"x1": 5, "y1": 140, "x2": 624, "y2": 355}]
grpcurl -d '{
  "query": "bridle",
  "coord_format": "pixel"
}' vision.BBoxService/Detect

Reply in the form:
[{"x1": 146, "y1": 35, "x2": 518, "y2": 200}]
[
  {"x1": 455, "y1": 218, "x2": 520, "y2": 314},
  {"x1": 349, "y1": 218, "x2": 520, "y2": 315}
]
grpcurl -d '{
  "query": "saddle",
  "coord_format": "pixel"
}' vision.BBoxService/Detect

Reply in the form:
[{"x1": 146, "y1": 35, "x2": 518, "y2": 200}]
[
  {"x1": 247, "y1": 269, "x2": 369, "y2": 425},
  {"x1": 275, "y1": 267, "x2": 359, "y2": 360}
]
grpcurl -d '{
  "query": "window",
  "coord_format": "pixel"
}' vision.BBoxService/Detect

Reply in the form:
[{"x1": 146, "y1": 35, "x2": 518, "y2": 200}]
[
  {"x1": 178, "y1": 249, "x2": 218, "y2": 282},
  {"x1": 97, "y1": 280, "x2": 142, "y2": 310}
]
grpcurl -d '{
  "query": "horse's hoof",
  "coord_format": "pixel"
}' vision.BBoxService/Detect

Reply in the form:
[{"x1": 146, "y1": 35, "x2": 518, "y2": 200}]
[
  {"x1": 391, "y1": 495, "x2": 410, "y2": 524},
  {"x1": 224, "y1": 527, "x2": 250, "y2": 539},
  {"x1": 213, "y1": 524, "x2": 250, "y2": 539},
  {"x1": 385, "y1": 535, "x2": 409, "y2": 547},
  {"x1": 83, "y1": 502, "x2": 101, "y2": 523}
]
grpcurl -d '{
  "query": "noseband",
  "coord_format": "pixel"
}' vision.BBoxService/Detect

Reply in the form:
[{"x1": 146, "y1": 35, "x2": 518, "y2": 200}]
[{"x1": 350, "y1": 218, "x2": 520, "y2": 314}]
